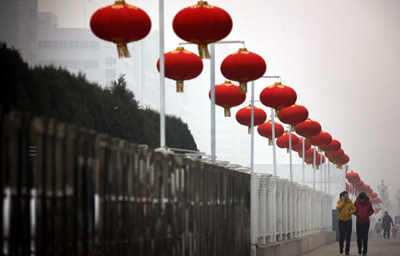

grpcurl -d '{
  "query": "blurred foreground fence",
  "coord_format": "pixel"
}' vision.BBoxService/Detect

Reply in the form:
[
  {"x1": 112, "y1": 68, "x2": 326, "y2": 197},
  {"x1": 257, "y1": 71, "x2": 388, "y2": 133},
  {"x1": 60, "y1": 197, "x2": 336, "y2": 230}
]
[{"x1": 1, "y1": 111, "x2": 251, "y2": 255}]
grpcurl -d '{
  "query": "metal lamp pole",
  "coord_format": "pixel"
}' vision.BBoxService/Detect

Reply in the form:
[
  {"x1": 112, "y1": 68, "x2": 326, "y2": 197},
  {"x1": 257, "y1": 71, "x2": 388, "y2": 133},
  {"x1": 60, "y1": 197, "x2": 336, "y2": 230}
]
[
  {"x1": 179, "y1": 40, "x2": 245, "y2": 162},
  {"x1": 253, "y1": 76, "x2": 281, "y2": 176},
  {"x1": 159, "y1": 0, "x2": 166, "y2": 148}
]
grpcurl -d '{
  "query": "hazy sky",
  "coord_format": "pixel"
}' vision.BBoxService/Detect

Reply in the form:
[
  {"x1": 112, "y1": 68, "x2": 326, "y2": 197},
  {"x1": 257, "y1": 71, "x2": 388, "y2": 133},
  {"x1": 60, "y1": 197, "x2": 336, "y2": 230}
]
[{"x1": 39, "y1": 0, "x2": 400, "y2": 206}]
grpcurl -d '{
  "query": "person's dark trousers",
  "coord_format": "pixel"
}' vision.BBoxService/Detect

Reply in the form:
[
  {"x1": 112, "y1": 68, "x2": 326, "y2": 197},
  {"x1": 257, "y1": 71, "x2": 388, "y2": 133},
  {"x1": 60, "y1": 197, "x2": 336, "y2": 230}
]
[
  {"x1": 356, "y1": 222, "x2": 370, "y2": 255},
  {"x1": 339, "y1": 220, "x2": 352, "y2": 254},
  {"x1": 383, "y1": 228, "x2": 390, "y2": 239}
]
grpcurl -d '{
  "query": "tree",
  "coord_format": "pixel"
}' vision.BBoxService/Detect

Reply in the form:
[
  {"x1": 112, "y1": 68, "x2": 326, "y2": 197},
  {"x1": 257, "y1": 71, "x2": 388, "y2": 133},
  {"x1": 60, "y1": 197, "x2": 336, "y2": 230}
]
[{"x1": 0, "y1": 42, "x2": 197, "y2": 150}]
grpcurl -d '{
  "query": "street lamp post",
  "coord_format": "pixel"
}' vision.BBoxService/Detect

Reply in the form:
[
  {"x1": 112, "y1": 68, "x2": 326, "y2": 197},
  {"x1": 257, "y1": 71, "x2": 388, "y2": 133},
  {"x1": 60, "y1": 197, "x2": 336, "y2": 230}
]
[
  {"x1": 179, "y1": 40, "x2": 245, "y2": 162},
  {"x1": 250, "y1": 76, "x2": 281, "y2": 176},
  {"x1": 159, "y1": 0, "x2": 166, "y2": 148}
]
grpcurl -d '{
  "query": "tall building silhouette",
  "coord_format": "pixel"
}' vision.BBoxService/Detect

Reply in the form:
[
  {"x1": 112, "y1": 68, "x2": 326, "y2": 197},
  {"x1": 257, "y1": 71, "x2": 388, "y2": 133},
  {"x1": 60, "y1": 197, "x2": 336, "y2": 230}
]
[{"x1": 0, "y1": 0, "x2": 38, "y2": 66}]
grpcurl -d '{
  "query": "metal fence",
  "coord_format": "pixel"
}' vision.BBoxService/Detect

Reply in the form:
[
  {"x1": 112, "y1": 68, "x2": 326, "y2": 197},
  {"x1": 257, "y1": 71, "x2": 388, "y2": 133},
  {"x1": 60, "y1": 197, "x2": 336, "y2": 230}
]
[
  {"x1": 250, "y1": 173, "x2": 333, "y2": 249},
  {"x1": 1, "y1": 111, "x2": 251, "y2": 256}
]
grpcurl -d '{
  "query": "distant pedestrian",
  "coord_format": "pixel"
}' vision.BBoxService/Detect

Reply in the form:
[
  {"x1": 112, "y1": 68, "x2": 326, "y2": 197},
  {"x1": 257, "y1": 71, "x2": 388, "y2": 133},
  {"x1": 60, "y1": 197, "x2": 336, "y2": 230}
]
[
  {"x1": 374, "y1": 220, "x2": 382, "y2": 239},
  {"x1": 337, "y1": 191, "x2": 356, "y2": 255},
  {"x1": 354, "y1": 192, "x2": 374, "y2": 255},
  {"x1": 382, "y1": 211, "x2": 394, "y2": 239}
]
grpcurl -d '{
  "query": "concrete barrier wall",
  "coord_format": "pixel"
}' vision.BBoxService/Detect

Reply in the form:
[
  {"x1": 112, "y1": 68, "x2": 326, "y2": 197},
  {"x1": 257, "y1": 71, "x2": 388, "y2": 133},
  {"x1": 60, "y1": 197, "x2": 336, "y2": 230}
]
[{"x1": 256, "y1": 231, "x2": 336, "y2": 256}]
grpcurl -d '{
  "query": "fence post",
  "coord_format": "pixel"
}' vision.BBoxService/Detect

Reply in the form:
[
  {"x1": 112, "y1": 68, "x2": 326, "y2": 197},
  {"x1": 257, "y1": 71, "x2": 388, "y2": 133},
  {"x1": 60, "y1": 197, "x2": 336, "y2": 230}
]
[{"x1": 250, "y1": 173, "x2": 259, "y2": 256}]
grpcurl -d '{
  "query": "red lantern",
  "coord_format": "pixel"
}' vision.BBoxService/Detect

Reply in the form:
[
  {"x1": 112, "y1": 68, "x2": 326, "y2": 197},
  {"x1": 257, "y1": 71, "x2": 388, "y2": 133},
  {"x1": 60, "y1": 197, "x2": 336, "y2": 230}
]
[
  {"x1": 370, "y1": 192, "x2": 378, "y2": 199},
  {"x1": 346, "y1": 171, "x2": 360, "y2": 184},
  {"x1": 336, "y1": 154, "x2": 350, "y2": 169},
  {"x1": 278, "y1": 104, "x2": 309, "y2": 128},
  {"x1": 90, "y1": 1, "x2": 151, "y2": 58},
  {"x1": 157, "y1": 47, "x2": 203, "y2": 92},
  {"x1": 374, "y1": 206, "x2": 381, "y2": 214},
  {"x1": 220, "y1": 48, "x2": 266, "y2": 93},
  {"x1": 310, "y1": 131, "x2": 332, "y2": 151},
  {"x1": 354, "y1": 180, "x2": 364, "y2": 191},
  {"x1": 321, "y1": 139, "x2": 341, "y2": 158},
  {"x1": 236, "y1": 105, "x2": 267, "y2": 134},
  {"x1": 276, "y1": 131, "x2": 299, "y2": 153},
  {"x1": 210, "y1": 81, "x2": 246, "y2": 117},
  {"x1": 173, "y1": 1, "x2": 232, "y2": 59},
  {"x1": 295, "y1": 119, "x2": 321, "y2": 143},
  {"x1": 259, "y1": 82, "x2": 297, "y2": 115},
  {"x1": 304, "y1": 148, "x2": 318, "y2": 162},
  {"x1": 330, "y1": 149, "x2": 344, "y2": 164},
  {"x1": 291, "y1": 137, "x2": 311, "y2": 157},
  {"x1": 257, "y1": 120, "x2": 284, "y2": 145}
]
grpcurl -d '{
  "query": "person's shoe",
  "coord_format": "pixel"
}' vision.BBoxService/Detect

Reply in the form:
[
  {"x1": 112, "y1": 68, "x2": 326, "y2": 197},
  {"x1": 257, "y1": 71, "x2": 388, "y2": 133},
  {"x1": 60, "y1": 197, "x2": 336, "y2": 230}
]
[
  {"x1": 345, "y1": 253, "x2": 350, "y2": 255},
  {"x1": 358, "y1": 248, "x2": 362, "y2": 255},
  {"x1": 340, "y1": 248, "x2": 343, "y2": 254}
]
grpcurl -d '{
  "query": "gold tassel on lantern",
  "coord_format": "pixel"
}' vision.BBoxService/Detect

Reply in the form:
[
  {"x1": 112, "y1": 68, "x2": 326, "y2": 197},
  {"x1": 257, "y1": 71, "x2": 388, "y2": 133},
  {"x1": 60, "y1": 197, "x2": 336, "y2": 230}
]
[
  {"x1": 224, "y1": 107, "x2": 231, "y2": 117},
  {"x1": 117, "y1": 43, "x2": 130, "y2": 58},
  {"x1": 268, "y1": 138, "x2": 272, "y2": 146},
  {"x1": 239, "y1": 82, "x2": 247, "y2": 93},
  {"x1": 286, "y1": 148, "x2": 290, "y2": 154},
  {"x1": 176, "y1": 81, "x2": 184, "y2": 92},
  {"x1": 298, "y1": 151, "x2": 303, "y2": 158},
  {"x1": 247, "y1": 126, "x2": 251, "y2": 134},
  {"x1": 198, "y1": 44, "x2": 211, "y2": 59}
]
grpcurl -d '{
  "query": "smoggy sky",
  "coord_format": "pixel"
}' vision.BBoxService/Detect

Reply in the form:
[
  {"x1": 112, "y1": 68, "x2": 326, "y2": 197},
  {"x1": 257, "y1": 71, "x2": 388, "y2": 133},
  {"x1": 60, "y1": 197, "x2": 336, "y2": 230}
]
[{"x1": 38, "y1": 0, "x2": 400, "y2": 206}]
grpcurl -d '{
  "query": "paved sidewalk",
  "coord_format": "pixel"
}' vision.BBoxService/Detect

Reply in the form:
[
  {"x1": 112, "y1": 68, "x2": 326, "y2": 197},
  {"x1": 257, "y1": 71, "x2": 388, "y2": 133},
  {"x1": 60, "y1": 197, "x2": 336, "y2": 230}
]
[{"x1": 301, "y1": 238, "x2": 400, "y2": 256}]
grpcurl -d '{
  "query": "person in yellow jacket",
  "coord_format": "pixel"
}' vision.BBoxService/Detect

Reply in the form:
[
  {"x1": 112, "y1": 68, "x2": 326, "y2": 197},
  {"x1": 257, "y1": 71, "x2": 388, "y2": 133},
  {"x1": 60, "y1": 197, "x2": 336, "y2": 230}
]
[{"x1": 336, "y1": 191, "x2": 357, "y2": 255}]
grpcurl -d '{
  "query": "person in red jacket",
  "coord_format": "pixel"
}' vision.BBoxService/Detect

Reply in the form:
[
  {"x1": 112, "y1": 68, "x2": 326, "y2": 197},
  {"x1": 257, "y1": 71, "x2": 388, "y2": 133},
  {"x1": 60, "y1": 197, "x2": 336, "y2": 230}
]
[{"x1": 354, "y1": 192, "x2": 374, "y2": 255}]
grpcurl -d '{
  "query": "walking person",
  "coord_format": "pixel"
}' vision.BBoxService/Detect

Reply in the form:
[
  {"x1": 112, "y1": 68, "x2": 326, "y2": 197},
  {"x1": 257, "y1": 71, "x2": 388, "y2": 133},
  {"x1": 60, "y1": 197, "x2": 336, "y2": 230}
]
[
  {"x1": 354, "y1": 192, "x2": 374, "y2": 255},
  {"x1": 374, "y1": 220, "x2": 382, "y2": 239},
  {"x1": 382, "y1": 211, "x2": 394, "y2": 239},
  {"x1": 336, "y1": 191, "x2": 357, "y2": 255}
]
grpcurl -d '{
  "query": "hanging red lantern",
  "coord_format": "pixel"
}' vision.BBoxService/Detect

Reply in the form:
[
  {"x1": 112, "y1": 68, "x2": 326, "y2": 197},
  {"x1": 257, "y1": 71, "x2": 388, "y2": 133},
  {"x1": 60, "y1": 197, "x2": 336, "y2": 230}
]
[
  {"x1": 90, "y1": 0, "x2": 151, "y2": 58},
  {"x1": 310, "y1": 131, "x2": 332, "y2": 151},
  {"x1": 321, "y1": 139, "x2": 341, "y2": 158},
  {"x1": 304, "y1": 148, "x2": 317, "y2": 162},
  {"x1": 257, "y1": 120, "x2": 284, "y2": 145},
  {"x1": 374, "y1": 206, "x2": 381, "y2": 214},
  {"x1": 259, "y1": 82, "x2": 297, "y2": 115},
  {"x1": 220, "y1": 48, "x2": 266, "y2": 93},
  {"x1": 236, "y1": 105, "x2": 267, "y2": 134},
  {"x1": 336, "y1": 154, "x2": 350, "y2": 169},
  {"x1": 276, "y1": 131, "x2": 299, "y2": 153},
  {"x1": 173, "y1": 1, "x2": 232, "y2": 59},
  {"x1": 346, "y1": 171, "x2": 360, "y2": 184},
  {"x1": 354, "y1": 180, "x2": 364, "y2": 191},
  {"x1": 157, "y1": 47, "x2": 203, "y2": 92},
  {"x1": 294, "y1": 119, "x2": 321, "y2": 143},
  {"x1": 209, "y1": 81, "x2": 246, "y2": 117},
  {"x1": 330, "y1": 149, "x2": 344, "y2": 164},
  {"x1": 291, "y1": 137, "x2": 311, "y2": 157},
  {"x1": 370, "y1": 192, "x2": 378, "y2": 199},
  {"x1": 278, "y1": 104, "x2": 309, "y2": 130}
]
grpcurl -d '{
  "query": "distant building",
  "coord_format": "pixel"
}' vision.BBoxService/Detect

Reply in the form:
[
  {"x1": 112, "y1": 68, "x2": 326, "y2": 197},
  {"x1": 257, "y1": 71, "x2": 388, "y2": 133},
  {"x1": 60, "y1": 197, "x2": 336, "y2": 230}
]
[
  {"x1": 0, "y1": 0, "x2": 38, "y2": 66},
  {"x1": 36, "y1": 11, "x2": 160, "y2": 110}
]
